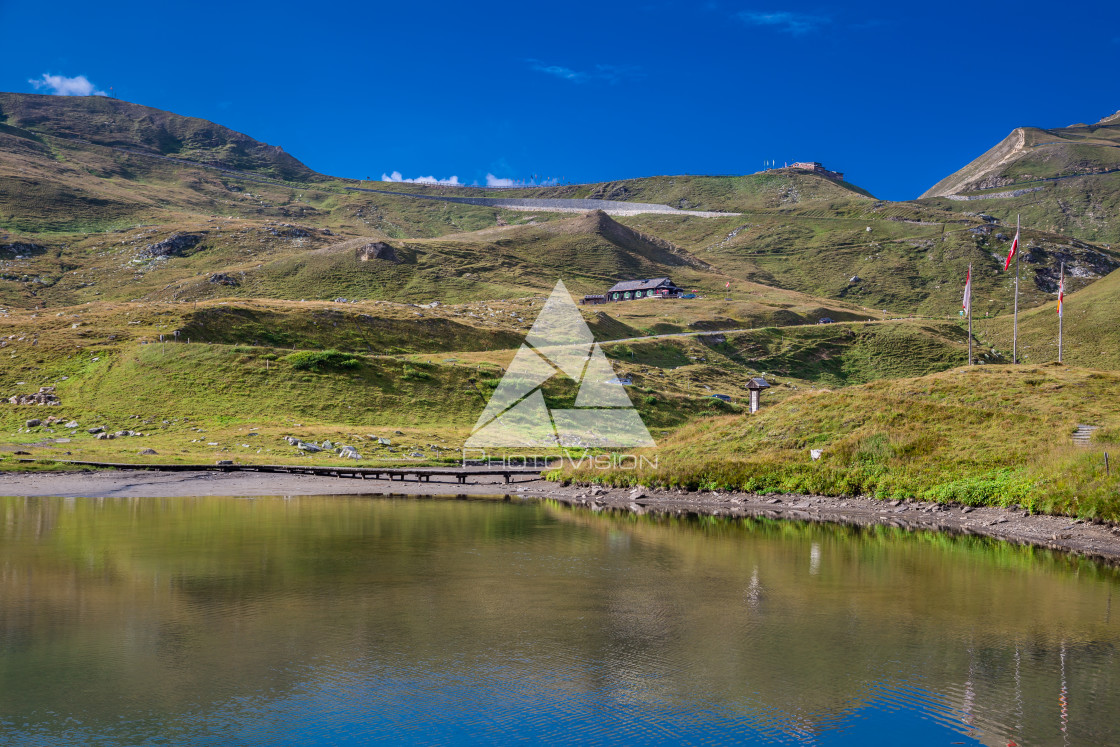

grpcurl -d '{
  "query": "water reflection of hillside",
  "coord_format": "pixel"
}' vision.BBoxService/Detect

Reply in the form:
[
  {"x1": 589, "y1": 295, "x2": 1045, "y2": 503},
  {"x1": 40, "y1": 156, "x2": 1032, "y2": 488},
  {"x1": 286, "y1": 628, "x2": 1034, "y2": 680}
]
[
  {"x1": 547, "y1": 504, "x2": 1120, "y2": 745},
  {"x1": 0, "y1": 495, "x2": 1117, "y2": 745}
]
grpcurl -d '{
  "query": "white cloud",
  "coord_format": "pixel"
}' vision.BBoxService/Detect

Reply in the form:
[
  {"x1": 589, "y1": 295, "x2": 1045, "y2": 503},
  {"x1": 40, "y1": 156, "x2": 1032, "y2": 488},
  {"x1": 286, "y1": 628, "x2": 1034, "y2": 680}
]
[
  {"x1": 28, "y1": 73, "x2": 107, "y2": 96},
  {"x1": 381, "y1": 170, "x2": 461, "y2": 185},
  {"x1": 529, "y1": 62, "x2": 586, "y2": 82},
  {"x1": 486, "y1": 173, "x2": 517, "y2": 187},
  {"x1": 526, "y1": 59, "x2": 642, "y2": 85},
  {"x1": 737, "y1": 10, "x2": 828, "y2": 35}
]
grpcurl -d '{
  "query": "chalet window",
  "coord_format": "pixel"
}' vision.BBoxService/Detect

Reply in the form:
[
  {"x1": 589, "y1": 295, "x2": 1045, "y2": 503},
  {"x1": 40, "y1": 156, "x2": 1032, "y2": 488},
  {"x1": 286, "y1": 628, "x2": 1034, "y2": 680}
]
[
  {"x1": 612, "y1": 293, "x2": 620, "y2": 300},
  {"x1": 624, "y1": 292, "x2": 632, "y2": 299}
]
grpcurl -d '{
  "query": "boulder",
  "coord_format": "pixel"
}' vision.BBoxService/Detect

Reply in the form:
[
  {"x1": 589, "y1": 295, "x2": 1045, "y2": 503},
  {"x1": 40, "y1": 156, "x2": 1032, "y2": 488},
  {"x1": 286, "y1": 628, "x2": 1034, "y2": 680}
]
[
  {"x1": 8, "y1": 387, "x2": 61, "y2": 406},
  {"x1": 339, "y1": 446, "x2": 362, "y2": 460},
  {"x1": 268, "y1": 224, "x2": 311, "y2": 238},
  {"x1": 296, "y1": 441, "x2": 322, "y2": 453},
  {"x1": 139, "y1": 233, "x2": 202, "y2": 259},
  {"x1": 208, "y1": 273, "x2": 239, "y2": 286},
  {"x1": 139, "y1": 448, "x2": 158, "y2": 455},
  {"x1": 65, "y1": 421, "x2": 79, "y2": 429},
  {"x1": 355, "y1": 242, "x2": 400, "y2": 263},
  {"x1": 25, "y1": 419, "x2": 41, "y2": 428},
  {"x1": 88, "y1": 426, "x2": 105, "y2": 434}
]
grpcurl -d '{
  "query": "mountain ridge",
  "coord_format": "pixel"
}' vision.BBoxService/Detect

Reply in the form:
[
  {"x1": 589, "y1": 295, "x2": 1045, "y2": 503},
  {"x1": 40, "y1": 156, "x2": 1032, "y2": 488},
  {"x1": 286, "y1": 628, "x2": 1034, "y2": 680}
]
[{"x1": 0, "y1": 92, "x2": 318, "y2": 183}]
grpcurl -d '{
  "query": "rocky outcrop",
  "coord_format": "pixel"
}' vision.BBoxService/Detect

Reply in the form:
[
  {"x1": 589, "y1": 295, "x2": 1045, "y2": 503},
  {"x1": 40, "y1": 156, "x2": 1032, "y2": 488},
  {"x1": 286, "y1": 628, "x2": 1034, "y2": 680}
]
[
  {"x1": 0, "y1": 242, "x2": 47, "y2": 258},
  {"x1": 139, "y1": 233, "x2": 202, "y2": 259},
  {"x1": 356, "y1": 242, "x2": 400, "y2": 262},
  {"x1": 267, "y1": 224, "x2": 312, "y2": 238},
  {"x1": 8, "y1": 386, "x2": 60, "y2": 406},
  {"x1": 945, "y1": 186, "x2": 1044, "y2": 202},
  {"x1": 209, "y1": 273, "x2": 240, "y2": 286}
]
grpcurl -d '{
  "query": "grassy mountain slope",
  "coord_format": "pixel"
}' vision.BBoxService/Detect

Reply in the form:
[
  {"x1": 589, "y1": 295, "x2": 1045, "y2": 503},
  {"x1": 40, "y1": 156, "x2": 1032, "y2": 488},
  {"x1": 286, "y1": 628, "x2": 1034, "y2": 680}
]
[
  {"x1": 366, "y1": 171, "x2": 874, "y2": 211},
  {"x1": 7, "y1": 92, "x2": 1114, "y2": 321},
  {"x1": 0, "y1": 293, "x2": 973, "y2": 467},
  {"x1": 242, "y1": 209, "x2": 725, "y2": 303},
  {"x1": 921, "y1": 113, "x2": 1120, "y2": 244},
  {"x1": 922, "y1": 172, "x2": 1120, "y2": 246},
  {"x1": 978, "y1": 267, "x2": 1120, "y2": 368},
  {"x1": 558, "y1": 365, "x2": 1120, "y2": 521},
  {"x1": 923, "y1": 118, "x2": 1120, "y2": 197},
  {"x1": 619, "y1": 204, "x2": 1119, "y2": 316},
  {"x1": 0, "y1": 93, "x2": 318, "y2": 181}
]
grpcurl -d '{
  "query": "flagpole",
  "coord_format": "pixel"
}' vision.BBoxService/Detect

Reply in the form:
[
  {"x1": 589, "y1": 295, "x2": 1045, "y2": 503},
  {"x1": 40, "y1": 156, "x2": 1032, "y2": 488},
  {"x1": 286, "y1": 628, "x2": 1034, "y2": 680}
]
[
  {"x1": 1013, "y1": 214, "x2": 1020, "y2": 364},
  {"x1": 968, "y1": 262, "x2": 973, "y2": 366},
  {"x1": 1058, "y1": 262, "x2": 1064, "y2": 363}
]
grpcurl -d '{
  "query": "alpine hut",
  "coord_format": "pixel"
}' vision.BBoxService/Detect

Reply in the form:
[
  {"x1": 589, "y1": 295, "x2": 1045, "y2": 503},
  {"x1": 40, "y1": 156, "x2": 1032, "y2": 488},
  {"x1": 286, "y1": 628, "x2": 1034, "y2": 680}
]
[{"x1": 605, "y1": 278, "x2": 683, "y2": 302}]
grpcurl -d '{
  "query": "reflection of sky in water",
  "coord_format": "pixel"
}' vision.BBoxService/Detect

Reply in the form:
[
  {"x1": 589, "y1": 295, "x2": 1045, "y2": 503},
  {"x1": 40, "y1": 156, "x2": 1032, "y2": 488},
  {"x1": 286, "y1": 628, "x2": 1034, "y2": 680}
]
[{"x1": 0, "y1": 495, "x2": 1116, "y2": 745}]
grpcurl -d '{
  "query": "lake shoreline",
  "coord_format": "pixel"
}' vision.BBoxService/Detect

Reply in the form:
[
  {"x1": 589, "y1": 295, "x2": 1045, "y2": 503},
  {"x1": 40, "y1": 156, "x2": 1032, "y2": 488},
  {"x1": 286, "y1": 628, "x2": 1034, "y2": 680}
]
[{"x1": 3, "y1": 469, "x2": 1119, "y2": 564}]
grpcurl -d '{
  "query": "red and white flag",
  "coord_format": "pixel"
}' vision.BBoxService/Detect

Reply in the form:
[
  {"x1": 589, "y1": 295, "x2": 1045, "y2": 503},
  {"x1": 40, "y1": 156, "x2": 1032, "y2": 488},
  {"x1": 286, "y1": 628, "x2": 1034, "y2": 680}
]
[
  {"x1": 725, "y1": 281, "x2": 731, "y2": 289},
  {"x1": 1004, "y1": 220, "x2": 1020, "y2": 271},
  {"x1": 1057, "y1": 266, "x2": 1065, "y2": 317},
  {"x1": 962, "y1": 265, "x2": 972, "y2": 314}
]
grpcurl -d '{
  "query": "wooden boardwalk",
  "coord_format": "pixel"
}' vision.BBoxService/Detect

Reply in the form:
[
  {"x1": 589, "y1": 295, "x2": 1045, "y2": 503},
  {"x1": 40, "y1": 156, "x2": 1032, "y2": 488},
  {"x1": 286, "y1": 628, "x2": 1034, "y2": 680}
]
[{"x1": 18, "y1": 459, "x2": 548, "y2": 485}]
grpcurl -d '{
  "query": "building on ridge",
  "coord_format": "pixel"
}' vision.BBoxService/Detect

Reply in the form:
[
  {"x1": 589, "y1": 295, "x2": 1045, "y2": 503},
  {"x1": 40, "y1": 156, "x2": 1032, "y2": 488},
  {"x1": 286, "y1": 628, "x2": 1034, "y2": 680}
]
[{"x1": 785, "y1": 162, "x2": 845, "y2": 180}]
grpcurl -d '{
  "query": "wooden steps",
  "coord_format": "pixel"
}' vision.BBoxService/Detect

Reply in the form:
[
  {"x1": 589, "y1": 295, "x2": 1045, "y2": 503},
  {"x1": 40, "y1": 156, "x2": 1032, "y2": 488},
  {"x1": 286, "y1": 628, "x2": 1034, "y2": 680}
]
[{"x1": 1072, "y1": 425, "x2": 1100, "y2": 448}]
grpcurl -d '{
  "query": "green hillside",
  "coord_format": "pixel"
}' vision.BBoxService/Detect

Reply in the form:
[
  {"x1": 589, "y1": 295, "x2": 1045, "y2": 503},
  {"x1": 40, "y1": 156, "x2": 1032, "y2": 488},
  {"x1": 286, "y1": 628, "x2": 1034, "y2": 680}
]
[
  {"x1": 0, "y1": 293, "x2": 973, "y2": 468},
  {"x1": 619, "y1": 203, "x2": 1118, "y2": 316},
  {"x1": 921, "y1": 113, "x2": 1120, "y2": 244},
  {"x1": 980, "y1": 267, "x2": 1120, "y2": 368},
  {"x1": 366, "y1": 170, "x2": 874, "y2": 211},
  {"x1": 558, "y1": 365, "x2": 1120, "y2": 520},
  {"x1": 0, "y1": 92, "x2": 318, "y2": 181}
]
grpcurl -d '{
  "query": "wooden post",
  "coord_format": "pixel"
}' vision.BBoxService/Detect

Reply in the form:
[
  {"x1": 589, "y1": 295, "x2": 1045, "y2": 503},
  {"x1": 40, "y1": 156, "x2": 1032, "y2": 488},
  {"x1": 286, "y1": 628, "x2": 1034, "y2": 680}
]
[
  {"x1": 1013, "y1": 214, "x2": 1020, "y2": 364},
  {"x1": 1058, "y1": 261, "x2": 1064, "y2": 363},
  {"x1": 1106, "y1": 452, "x2": 1111, "y2": 477},
  {"x1": 966, "y1": 263, "x2": 973, "y2": 366}
]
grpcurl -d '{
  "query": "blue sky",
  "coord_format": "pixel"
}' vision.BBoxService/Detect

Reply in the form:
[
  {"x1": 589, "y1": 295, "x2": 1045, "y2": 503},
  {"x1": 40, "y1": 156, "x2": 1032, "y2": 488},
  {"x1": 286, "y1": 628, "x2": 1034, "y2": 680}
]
[{"x1": 4, "y1": 0, "x2": 1118, "y2": 200}]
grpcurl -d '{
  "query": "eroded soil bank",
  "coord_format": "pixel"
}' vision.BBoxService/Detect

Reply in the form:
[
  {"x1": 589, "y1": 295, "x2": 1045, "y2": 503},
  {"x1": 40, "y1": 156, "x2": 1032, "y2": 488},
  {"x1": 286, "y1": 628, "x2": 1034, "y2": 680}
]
[{"x1": 3, "y1": 469, "x2": 1119, "y2": 564}]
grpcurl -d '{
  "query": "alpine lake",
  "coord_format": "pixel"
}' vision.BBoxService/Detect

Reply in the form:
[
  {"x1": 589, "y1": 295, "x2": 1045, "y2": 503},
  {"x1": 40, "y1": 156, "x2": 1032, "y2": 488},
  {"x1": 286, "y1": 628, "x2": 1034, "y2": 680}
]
[{"x1": 0, "y1": 493, "x2": 1117, "y2": 746}]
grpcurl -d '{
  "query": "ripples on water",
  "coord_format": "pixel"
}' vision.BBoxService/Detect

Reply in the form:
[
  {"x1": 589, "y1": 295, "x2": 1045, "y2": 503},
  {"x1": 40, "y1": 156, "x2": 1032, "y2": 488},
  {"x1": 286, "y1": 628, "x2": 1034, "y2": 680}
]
[{"x1": 0, "y1": 494, "x2": 1116, "y2": 745}]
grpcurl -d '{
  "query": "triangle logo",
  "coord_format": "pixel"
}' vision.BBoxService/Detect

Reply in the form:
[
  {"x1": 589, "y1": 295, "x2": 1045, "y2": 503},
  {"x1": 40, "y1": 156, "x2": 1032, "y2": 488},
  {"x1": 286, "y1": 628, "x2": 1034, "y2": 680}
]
[{"x1": 465, "y1": 280, "x2": 655, "y2": 448}]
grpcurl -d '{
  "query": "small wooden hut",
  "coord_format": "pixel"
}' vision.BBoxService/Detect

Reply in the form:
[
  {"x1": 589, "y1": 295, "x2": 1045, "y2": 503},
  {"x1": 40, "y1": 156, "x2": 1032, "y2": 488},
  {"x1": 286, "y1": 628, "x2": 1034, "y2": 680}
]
[{"x1": 747, "y1": 377, "x2": 770, "y2": 414}]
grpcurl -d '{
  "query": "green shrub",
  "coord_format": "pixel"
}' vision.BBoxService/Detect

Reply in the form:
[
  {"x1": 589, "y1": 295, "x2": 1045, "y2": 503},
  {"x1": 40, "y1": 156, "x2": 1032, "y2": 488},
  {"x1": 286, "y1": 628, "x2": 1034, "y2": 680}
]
[
  {"x1": 401, "y1": 365, "x2": 431, "y2": 381},
  {"x1": 284, "y1": 349, "x2": 363, "y2": 372}
]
